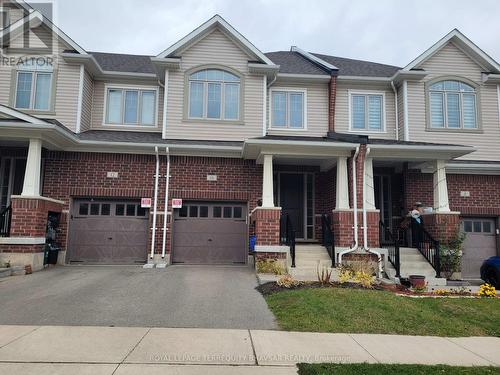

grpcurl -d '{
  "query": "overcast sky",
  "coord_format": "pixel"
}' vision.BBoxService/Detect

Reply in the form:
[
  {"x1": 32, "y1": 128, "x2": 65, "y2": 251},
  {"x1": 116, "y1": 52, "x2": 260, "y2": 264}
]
[{"x1": 33, "y1": 0, "x2": 500, "y2": 67}]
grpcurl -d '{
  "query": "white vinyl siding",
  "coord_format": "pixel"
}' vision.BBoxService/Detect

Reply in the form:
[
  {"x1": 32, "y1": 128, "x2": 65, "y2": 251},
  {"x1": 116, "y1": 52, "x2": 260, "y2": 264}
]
[
  {"x1": 270, "y1": 89, "x2": 306, "y2": 129},
  {"x1": 349, "y1": 92, "x2": 384, "y2": 132},
  {"x1": 104, "y1": 87, "x2": 157, "y2": 126},
  {"x1": 429, "y1": 79, "x2": 477, "y2": 130}
]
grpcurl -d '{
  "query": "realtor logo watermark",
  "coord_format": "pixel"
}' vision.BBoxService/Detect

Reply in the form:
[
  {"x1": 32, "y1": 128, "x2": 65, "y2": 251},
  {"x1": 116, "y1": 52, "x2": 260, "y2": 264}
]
[{"x1": 0, "y1": 1, "x2": 55, "y2": 67}]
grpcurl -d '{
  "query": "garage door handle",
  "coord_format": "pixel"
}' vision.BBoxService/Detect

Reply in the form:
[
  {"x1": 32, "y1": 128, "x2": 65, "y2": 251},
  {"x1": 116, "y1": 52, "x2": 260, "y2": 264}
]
[
  {"x1": 208, "y1": 238, "x2": 213, "y2": 242},
  {"x1": 108, "y1": 237, "x2": 113, "y2": 240}
]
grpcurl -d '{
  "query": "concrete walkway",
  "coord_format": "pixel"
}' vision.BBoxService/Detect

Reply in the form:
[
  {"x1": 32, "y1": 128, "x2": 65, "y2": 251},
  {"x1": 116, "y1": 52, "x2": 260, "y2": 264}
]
[{"x1": 0, "y1": 326, "x2": 499, "y2": 374}]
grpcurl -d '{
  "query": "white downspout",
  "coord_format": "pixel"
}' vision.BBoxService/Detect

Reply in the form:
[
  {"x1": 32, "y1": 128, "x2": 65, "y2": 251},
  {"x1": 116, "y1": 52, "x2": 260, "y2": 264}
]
[
  {"x1": 362, "y1": 147, "x2": 383, "y2": 277},
  {"x1": 402, "y1": 80, "x2": 410, "y2": 142},
  {"x1": 150, "y1": 147, "x2": 160, "y2": 260},
  {"x1": 338, "y1": 146, "x2": 360, "y2": 265},
  {"x1": 391, "y1": 81, "x2": 399, "y2": 141},
  {"x1": 161, "y1": 147, "x2": 170, "y2": 259}
]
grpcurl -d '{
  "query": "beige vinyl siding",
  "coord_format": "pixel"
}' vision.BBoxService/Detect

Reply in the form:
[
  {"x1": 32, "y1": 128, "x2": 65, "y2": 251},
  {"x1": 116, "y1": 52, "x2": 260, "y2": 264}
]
[
  {"x1": 335, "y1": 81, "x2": 397, "y2": 140},
  {"x1": 91, "y1": 79, "x2": 163, "y2": 132},
  {"x1": 266, "y1": 81, "x2": 328, "y2": 137},
  {"x1": 8, "y1": 7, "x2": 25, "y2": 25},
  {"x1": 407, "y1": 42, "x2": 500, "y2": 161},
  {"x1": 80, "y1": 70, "x2": 93, "y2": 132},
  {"x1": 165, "y1": 28, "x2": 264, "y2": 141},
  {"x1": 397, "y1": 85, "x2": 405, "y2": 140}
]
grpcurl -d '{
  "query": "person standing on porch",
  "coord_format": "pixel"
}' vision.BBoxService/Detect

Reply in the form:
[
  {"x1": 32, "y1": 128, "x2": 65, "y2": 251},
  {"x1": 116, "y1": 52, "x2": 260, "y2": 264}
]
[{"x1": 410, "y1": 202, "x2": 425, "y2": 248}]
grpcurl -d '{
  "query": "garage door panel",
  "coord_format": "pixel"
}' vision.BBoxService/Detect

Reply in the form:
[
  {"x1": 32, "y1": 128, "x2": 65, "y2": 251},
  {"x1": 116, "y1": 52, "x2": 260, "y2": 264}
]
[
  {"x1": 172, "y1": 202, "x2": 247, "y2": 265},
  {"x1": 461, "y1": 218, "x2": 497, "y2": 279},
  {"x1": 69, "y1": 199, "x2": 148, "y2": 264}
]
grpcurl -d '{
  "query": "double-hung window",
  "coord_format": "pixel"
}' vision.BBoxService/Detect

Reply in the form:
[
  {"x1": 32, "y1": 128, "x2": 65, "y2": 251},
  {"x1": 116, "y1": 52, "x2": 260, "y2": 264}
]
[
  {"x1": 350, "y1": 92, "x2": 384, "y2": 131},
  {"x1": 15, "y1": 60, "x2": 53, "y2": 111},
  {"x1": 429, "y1": 80, "x2": 477, "y2": 129},
  {"x1": 188, "y1": 69, "x2": 240, "y2": 121},
  {"x1": 105, "y1": 87, "x2": 157, "y2": 126},
  {"x1": 270, "y1": 90, "x2": 306, "y2": 129}
]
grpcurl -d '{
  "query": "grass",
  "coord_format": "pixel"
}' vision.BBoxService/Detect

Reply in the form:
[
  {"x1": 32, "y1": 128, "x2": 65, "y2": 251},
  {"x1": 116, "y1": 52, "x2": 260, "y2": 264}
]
[
  {"x1": 297, "y1": 363, "x2": 500, "y2": 375},
  {"x1": 264, "y1": 287, "x2": 500, "y2": 336}
]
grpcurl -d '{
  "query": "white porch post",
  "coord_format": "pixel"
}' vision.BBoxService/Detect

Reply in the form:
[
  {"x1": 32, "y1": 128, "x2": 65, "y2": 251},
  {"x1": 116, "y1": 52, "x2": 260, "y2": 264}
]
[
  {"x1": 262, "y1": 154, "x2": 274, "y2": 208},
  {"x1": 364, "y1": 157, "x2": 376, "y2": 210},
  {"x1": 433, "y1": 160, "x2": 450, "y2": 212},
  {"x1": 335, "y1": 156, "x2": 349, "y2": 210},
  {"x1": 21, "y1": 138, "x2": 42, "y2": 197}
]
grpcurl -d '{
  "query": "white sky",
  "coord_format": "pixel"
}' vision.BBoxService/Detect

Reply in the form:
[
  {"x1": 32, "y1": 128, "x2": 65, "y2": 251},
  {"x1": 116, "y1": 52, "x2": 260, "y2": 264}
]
[{"x1": 33, "y1": 0, "x2": 500, "y2": 67}]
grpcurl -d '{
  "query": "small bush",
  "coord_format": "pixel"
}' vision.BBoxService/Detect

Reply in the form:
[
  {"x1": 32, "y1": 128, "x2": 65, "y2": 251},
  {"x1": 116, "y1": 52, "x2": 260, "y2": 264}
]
[
  {"x1": 353, "y1": 271, "x2": 376, "y2": 289},
  {"x1": 338, "y1": 266, "x2": 354, "y2": 284},
  {"x1": 277, "y1": 274, "x2": 300, "y2": 288},
  {"x1": 412, "y1": 283, "x2": 428, "y2": 294},
  {"x1": 478, "y1": 283, "x2": 496, "y2": 298},
  {"x1": 256, "y1": 259, "x2": 286, "y2": 275}
]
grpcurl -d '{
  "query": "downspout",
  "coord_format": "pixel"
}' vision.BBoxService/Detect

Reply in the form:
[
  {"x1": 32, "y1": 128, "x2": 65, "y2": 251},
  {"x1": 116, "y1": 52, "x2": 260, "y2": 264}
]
[
  {"x1": 161, "y1": 147, "x2": 170, "y2": 259},
  {"x1": 338, "y1": 146, "x2": 360, "y2": 265},
  {"x1": 391, "y1": 81, "x2": 399, "y2": 141},
  {"x1": 402, "y1": 80, "x2": 410, "y2": 141},
  {"x1": 362, "y1": 147, "x2": 383, "y2": 277},
  {"x1": 150, "y1": 147, "x2": 160, "y2": 260}
]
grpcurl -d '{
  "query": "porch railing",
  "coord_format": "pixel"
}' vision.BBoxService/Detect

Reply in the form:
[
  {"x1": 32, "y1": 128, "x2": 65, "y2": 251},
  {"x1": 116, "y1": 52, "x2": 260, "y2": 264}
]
[
  {"x1": 0, "y1": 205, "x2": 12, "y2": 237},
  {"x1": 379, "y1": 220, "x2": 400, "y2": 278},
  {"x1": 415, "y1": 226, "x2": 441, "y2": 278},
  {"x1": 280, "y1": 213, "x2": 296, "y2": 268},
  {"x1": 321, "y1": 214, "x2": 335, "y2": 268}
]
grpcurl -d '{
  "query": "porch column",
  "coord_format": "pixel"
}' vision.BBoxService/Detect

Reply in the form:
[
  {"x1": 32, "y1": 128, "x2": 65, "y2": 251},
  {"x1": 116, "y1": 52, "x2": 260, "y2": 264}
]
[
  {"x1": 262, "y1": 154, "x2": 274, "y2": 207},
  {"x1": 433, "y1": 160, "x2": 450, "y2": 212},
  {"x1": 335, "y1": 156, "x2": 349, "y2": 209},
  {"x1": 21, "y1": 138, "x2": 42, "y2": 197},
  {"x1": 364, "y1": 157, "x2": 376, "y2": 210}
]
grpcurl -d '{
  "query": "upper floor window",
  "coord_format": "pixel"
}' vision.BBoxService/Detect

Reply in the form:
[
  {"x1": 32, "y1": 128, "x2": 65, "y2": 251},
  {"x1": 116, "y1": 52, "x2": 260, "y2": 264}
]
[
  {"x1": 104, "y1": 87, "x2": 157, "y2": 126},
  {"x1": 270, "y1": 89, "x2": 306, "y2": 129},
  {"x1": 0, "y1": 8, "x2": 9, "y2": 29},
  {"x1": 350, "y1": 92, "x2": 384, "y2": 131},
  {"x1": 15, "y1": 60, "x2": 53, "y2": 111},
  {"x1": 429, "y1": 80, "x2": 477, "y2": 129},
  {"x1": 188, "y1": 69, "x2": 240, "y2": 121}
]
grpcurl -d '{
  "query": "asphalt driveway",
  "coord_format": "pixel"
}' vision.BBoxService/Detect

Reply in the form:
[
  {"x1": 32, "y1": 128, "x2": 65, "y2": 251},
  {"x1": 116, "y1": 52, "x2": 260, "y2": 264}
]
[{"x1": 0, "y1": 265, "x2": 277, "y2": 329}]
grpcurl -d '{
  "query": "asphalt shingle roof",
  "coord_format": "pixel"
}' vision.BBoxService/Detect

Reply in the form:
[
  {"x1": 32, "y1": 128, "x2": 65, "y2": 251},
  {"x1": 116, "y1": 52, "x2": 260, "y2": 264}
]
[
  {"x1": 264, "y1": 51, "x2": 329, "y2": 75},
  {"x1": 90, "y1": 52, "x2": 156, "y2": 74},
  {"x1": 312, "y1": 53, "x2": 401, "y2": 77}
]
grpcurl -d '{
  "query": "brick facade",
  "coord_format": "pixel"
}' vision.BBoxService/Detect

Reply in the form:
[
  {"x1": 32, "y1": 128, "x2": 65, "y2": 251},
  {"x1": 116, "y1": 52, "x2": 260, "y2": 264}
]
[
  {"x1": 328, "y1": 76, "x2": 337, "y2": 132},
  {"x1": 251, "y1": 208, "x2": 281, "y2": 246}
]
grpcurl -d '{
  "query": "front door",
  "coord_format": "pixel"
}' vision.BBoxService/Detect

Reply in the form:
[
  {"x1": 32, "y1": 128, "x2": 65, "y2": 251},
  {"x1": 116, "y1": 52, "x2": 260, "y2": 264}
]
[
  {"x1": 279, "y1": 173, "x2": 305, "y2": 239},
  {"x1": 374, "y1": 174, "x2": 392, "y2": 244}
]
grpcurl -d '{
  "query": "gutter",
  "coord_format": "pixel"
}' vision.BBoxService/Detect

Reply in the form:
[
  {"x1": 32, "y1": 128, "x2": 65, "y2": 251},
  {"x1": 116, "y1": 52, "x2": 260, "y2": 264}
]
[{"x1": 402, "y1": 80, "x2": 410, "y2": 141}]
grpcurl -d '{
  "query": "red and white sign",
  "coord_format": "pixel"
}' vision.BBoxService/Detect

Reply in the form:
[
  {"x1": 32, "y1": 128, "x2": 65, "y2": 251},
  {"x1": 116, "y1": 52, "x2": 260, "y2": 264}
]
[
  {"x1": 172, "y1": 198, "x2": 183, "y2": 209},
  {"x1": 141, "y1": 198, "x2": 152, "y2": 208}
]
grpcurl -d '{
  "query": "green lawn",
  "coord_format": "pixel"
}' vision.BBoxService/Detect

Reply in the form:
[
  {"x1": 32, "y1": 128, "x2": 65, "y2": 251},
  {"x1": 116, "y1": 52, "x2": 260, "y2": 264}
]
[
  {"x1": 264, "y1": 287, "x2": 500, "y2": 336},
  {"x1": 297, "y1": 363, "x2": 500, "y2": 375}
]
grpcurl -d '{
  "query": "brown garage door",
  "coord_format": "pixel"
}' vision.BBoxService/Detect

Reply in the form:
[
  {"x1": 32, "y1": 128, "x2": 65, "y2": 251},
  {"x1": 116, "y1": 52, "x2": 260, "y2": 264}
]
[
  {"x1": 461, "y1": 218, "x2": 497, "y2": 279},
  {"x1": 172, "y1": 202, "x2": 247, "y2": 264},
  {"x1": 69, "y1": 199, "x2": 149, "y2": 264}
]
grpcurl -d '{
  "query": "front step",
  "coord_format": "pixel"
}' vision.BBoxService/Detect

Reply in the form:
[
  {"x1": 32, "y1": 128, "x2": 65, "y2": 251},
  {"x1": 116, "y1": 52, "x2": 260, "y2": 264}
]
[{"x1": 290, "y1": 245, "x2": 335, "y2": 281}]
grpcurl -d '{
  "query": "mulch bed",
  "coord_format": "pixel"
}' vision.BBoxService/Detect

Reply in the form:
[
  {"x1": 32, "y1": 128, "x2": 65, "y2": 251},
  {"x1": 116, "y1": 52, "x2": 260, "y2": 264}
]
[{"x1": 256, "y1": 281, "x2": 386, "y2": 296}]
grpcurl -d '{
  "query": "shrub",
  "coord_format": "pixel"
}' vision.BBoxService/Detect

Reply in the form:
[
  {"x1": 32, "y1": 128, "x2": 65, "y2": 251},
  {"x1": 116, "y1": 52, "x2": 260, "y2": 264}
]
[
  {"x1": 478, "y1": 283, "x2": 496, "y2": 298},
  {"x1": 338, "y1": 266, "x2": 353, "y2": 284},
  {"x1": 256, "y1": 259, "x2": 286, "y2": 275},
  {"x1": 412, "y1": 283, "x2": 428, "y2": 294},
  {"x1": 353, "y1": 271, "x2": 376, "y2": 289},
  {"x1": 440, "y1": 230, "x2": 466, "y2": 279},
  {"x1": 317, "y1": 263, "x2": 333, "y2": 285},
  {"x1": 277, "y1": 274, "x2": 300, "y2": 288}
]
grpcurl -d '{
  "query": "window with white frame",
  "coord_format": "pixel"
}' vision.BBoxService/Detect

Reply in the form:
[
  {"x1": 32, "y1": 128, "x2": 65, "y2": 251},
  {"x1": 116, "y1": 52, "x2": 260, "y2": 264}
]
[
  {"x1": 350, "y1": 92, "x2": 384, "y2": 131},
  {"x1": 15, "y1": 60, "x2": 53, "y2": 111},
  {"x1": 105, "y1": 88, "x2": 157, "y2": 126},
  {"x1": 429, "y1": 80, "x2": 477, "y2": 129},
  {"x1": 271, "y1": 90, "x2": 305, "y2": 129},
  {"x1": 0, "y1": 8, "x2": 9, "y2": 29},
  {"x1": 188, "y1": 69, "x2": 240, "y2": 121}
]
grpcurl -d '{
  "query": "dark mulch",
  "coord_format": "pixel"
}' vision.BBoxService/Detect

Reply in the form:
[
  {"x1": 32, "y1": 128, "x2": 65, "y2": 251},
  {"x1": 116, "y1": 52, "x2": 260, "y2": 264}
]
[{"x1": 256, "y1": 281, "x2": 387, "y2": 296}]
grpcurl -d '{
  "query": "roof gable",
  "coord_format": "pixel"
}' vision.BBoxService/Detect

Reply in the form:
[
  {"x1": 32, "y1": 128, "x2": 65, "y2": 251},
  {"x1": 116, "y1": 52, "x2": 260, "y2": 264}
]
[
  {"x1": 156, "y1": 15, "x2": 275, "y2": 66},
  {"x1": 0, "y1": 104, "x2": 51, "y2": 125},
  {"x1": 404, "y1": 29, "x2": 500, "y2": 73}
]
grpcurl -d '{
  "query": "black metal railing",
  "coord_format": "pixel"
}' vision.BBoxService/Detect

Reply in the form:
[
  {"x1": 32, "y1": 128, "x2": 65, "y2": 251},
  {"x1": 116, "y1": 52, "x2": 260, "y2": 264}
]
[
  {"x1": 280, "y1": 213, "x2": 296, "y2": 268},
  {"x1": 414, "y1": 226, "x2": 441, "y2": 278},
  {"x1": 379, "y1": 220, "x2": 400, "y2": 278},
  {"x1": 0, "y1": 205, "x2": 12, "y2": 237},
  {"x1": 321, "y1": 214, "x2": 335, "y2": 268}
]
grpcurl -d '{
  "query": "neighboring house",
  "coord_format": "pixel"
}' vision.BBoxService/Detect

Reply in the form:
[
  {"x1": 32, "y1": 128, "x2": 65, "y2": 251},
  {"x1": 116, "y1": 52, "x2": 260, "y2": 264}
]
[{"x1": 0, "y1": 1, "x2": 499, "y2": 281}]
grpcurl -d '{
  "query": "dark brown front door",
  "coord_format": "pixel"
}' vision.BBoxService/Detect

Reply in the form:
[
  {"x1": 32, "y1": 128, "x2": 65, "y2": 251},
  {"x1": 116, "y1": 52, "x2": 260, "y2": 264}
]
[
  {"x1": 280, "y1": 174, "x2": 304, "y2": 239},
  {"x1": 172, "y1": 202, "x2": 247, "y2": 264},
  {"x1": 461, "y1": 218, "x2": 497, "y2": 279},
  {"x1": 69, "y1": 199, "x2": 149, "y2": 264}
]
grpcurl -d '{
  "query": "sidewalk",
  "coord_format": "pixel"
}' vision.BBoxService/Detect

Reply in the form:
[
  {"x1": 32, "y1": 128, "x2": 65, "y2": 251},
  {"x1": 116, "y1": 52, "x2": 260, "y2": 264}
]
[{"x1": 0, "y1": 325, "x2": 499, "y2": 374}]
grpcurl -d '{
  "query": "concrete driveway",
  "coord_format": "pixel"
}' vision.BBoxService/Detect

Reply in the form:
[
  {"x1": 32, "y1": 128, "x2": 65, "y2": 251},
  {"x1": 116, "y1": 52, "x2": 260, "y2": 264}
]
[{"x1": 0, "y1": 265, "x2": 277, "y2": 329}]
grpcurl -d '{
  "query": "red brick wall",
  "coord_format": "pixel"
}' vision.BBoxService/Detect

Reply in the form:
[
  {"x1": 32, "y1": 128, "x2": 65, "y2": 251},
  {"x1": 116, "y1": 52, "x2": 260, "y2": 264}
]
[
  {"x1": 348, "y1": 145, "x2": 366, "y2": 209},
  {"x1": 332, "y1": 210, "x2": 379, "y2": 248},
  {"x1": 404, "y1": 169, "x2": 433, "y2": 211},
  {"x1": 423, "y1": 213, "x2": 461, "y2": 244},
  {"x1": 9, "y1": 197, "x2": 63, "y2": 238},
  {"x1": 328, "y1": 76, "x2": 337, "y2": 132},
  {"x1": 251, "y1": 208, "x2": 281, "y2": 246},
  {"x1": 448, "y1": 174, "x2": 500, "y2": 216},
  {"x1": 0, "y1": 244, "x2": 44, "y2": 254}
]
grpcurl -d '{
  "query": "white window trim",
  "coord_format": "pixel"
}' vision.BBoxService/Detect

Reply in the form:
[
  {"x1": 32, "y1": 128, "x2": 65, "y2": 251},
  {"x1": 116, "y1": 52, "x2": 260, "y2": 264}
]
[
  {"x1": 102, "y1": 84, "x2": 159, "y2": 127},
  {"x1": 268, "y1": 87, "x2": 308, "y2": 131},
  {"x1": 14, "y1": 70, "x2": 53, "y2": 112},
  {"x1": 348, "y1": 90, "x2": 387, "y2": 133}
]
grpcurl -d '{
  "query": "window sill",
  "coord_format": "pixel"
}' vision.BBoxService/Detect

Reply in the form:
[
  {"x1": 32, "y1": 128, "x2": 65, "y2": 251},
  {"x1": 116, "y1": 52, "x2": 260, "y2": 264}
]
[
  {"x1": 425, "y1": 127, "x2": 483, "y2": 134},
  {"x1": 268, "y1": 127, "x2": 307, "y2": 131},
  {"x1": 349, "y1": 129, "x2": 387, "y2": 134},
  {"x1": 182, "y1": 118, "x2": 245, "y2": 126},
  {"x1": 99, "y1": 124, "x2": 159, "y2": 131}
]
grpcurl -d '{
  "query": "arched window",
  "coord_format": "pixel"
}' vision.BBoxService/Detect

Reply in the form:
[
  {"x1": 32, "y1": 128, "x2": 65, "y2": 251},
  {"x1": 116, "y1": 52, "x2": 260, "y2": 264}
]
[
  {"x1": 429, "y1": 80, "x2": 477, "y2": 129},
  {"x1": 188, "y1": 68, "x2": 240, "y2": 121}
]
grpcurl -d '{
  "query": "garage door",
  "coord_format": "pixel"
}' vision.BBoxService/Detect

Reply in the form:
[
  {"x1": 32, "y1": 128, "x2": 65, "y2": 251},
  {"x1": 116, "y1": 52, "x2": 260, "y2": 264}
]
[
  {"x1": 172, "y1": 202, "x2": 247, "y2": 264},
  {"x1": 69, "y1": 199, "x2": 149, "y2": 264},
  {"x1": 461, "y1": 218, "x2": 497, "y2": 279}
]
